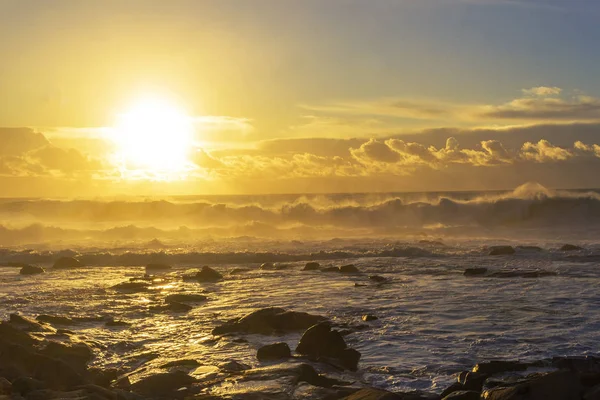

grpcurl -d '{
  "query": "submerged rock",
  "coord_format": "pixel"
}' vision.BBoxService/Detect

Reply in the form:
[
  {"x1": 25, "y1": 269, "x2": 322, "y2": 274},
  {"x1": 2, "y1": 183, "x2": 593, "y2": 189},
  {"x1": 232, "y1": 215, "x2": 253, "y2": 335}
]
[
  {"x1": 19, "y1": 265, "x2": 45, "y2": 275},
  {"x1": 165, "y1": 293, "x2": 207, "y2": 303},
  {"x1": 340, "y1": 264, "x2": 360, "y2": 273},
  {"x1": 257, "y1": 342, "x2": 292, "y2": 361},
  {"x1": 489, "y1": 246, "x2": 515, "y2": 256},
  {"x1": 53, "y1": 257, "x2": 83, "y2": 269},
  {"x1": 161, "y1": 359, "x2": 200, "y2": 369},
  {"x1": 219, "y1": 360, "x2": 251, "y2": 373},
  {"x1": 561, "y1": 244, "x2": 584, "y2": 251},
  {"x1": 36, "y1": 314, "x2": 74, "y2": 325},
  {"x1": 195, "y1": 266, "x2": 223, "y2": 282},
  {"x1": 212, "y1": 307, "x2": 327, "y2": 335},
  {"x1": 296, "y1": 322, "x2": 361, "y2": 371},
  {"x1": 130, "y1": 371, "x2": 197, "y2": 397},
  {"x1": 111, "y1": 281, "x2": 150, "y2": 293},
  {"x1": 362, "y1": 314, "x2": 378, "y2": 322},
  {"x1": 464, "y1": 268, "x2": 488, "y2": 276},
  {"x1": 303, "y1": 262, "x2": 321, "y2": 271},
  {"x1": 369, "y1": 275, "x2": 387, "y2": 283},
  {"x1": 150, "y1": 301, "x2": 192, "y2": 313}
]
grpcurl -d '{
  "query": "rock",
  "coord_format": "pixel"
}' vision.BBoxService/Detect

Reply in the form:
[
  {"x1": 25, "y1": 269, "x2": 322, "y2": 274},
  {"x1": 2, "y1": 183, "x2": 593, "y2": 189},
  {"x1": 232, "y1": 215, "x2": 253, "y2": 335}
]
[
  {"x1": 257, "y1": 342, "x2": 291, "y2": 361},
  {"x1": 342, "y1": 387, "x2": 405, "y2": 399},
  {"x1": 489, "y1": 246, "x2": 515, "y2": 256},
  {"x1": 457, "y1": 371, "x2": 488, "y2": 392},
  {"x1": 150, "y1": 301, "x2": 192, "y2": 313},
  {"x1": 130, "y1": 371, "x2": 196, "y2": 397},
  {"x1": 165, "y1": 293, "x2": 207, "y2": 303},
  {"x1": 40, "y1": 341, "x2": 93, "y2": 369},
  {"x1": 472, "y1": 360, "x2": 529, "y2": 374},
  {"x1": 340, "y1": 264, "x2": 359, "y2": 273},
  {"x1": 296, "y1": 322, "x2": 361, "y2": 371},
  {"x1": 296, "y1": 363, "x2": 349, "y2": 388},
  {"x1": 111, "y1": 281, "x2": 150, "y2": 293},
  {"x1": 561, "y1": 244, "x2": 583, "y2": 251},
  {"x1": 36, "y1": 315, "x2": 74, "y2": 325},
  {"x1": 260, "y1": 262, "x2": 275, "y2": 270},
  {"x1": 0, "y1": 377, "x2": 10, "y2": 395},
  {"x1": 195, "y1": 266, "x2": 223, "y2": 282},
  {"x1": 303, "y1": 262, "x2": 321, "y2": 271},
  {"x1": 483, "y1": 370, "x2": 582, "y2": 400},
  {"x1": 369, "y1": 275, "x2": 387, "y2": 283},
  {"x1": 464, "y1": 268, "x2": 488, "y2": 276},
  {"x1": 161, "y1": 359, "x2": 200, "y2": 368},
  {"x1": 11, "y1": 377, "x2": 45, "y2": 395},
  {"x1": 105, "y1": 318, "x2": 131, "y2": 327},
  {"x1": 552, "y1": 356, "x2": 600, "y2": 374},
  {"x1": 8, "y1": 314, "x2": 52, "y2": 332},
  {"x1": 19, "y1": 265, "x2": 45, "y2": 275},
  {"x1": 212, "y1": 307, "x2": 327, "y2": 335},
  {"x1": 0, "y1": 321, "x2": 38, "y2": 346},
  {"x1": 146, "y1": 263, "x2": 172, "y2": 271},
  {"x1": 87, "y1": 366, "x2": 120, "y2": 387},
  {"x1": 53, "y1": 257, "x2": 83, "y2": 269},
  {"x1": 321, "y1": 266, "x2": 340, "y2": 273},
  {"x1": 218, "y1": 360, "x2": 250, "y2": 373},
  {"x1": 442, "y1": 391, "x2": 480, "y2": 400},
  {"x1": 584, "y1": 384, "x2": 600, "y2": 400},
  {"x1": 362, "y1": 314, "x2": 378, "y2": 321}
]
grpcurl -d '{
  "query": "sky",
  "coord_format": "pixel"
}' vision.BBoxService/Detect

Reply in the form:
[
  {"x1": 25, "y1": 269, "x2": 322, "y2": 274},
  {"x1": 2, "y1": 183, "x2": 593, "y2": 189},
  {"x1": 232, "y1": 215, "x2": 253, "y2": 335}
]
[{"x1": 1, "y1": 0, "x2": 600, "y2": 196}]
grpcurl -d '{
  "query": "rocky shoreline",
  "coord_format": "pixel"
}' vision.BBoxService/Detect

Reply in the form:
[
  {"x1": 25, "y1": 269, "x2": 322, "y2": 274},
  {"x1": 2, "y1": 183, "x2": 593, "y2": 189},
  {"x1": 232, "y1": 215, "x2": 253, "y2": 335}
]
[{"x1": 1, "y1": 305, "x2": 599, "y2": 400}]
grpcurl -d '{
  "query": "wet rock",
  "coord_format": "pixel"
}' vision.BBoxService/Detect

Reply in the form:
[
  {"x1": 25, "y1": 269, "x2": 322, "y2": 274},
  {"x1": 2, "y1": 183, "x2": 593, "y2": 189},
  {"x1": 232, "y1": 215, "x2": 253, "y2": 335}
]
[
  {"x1": 457, "y1": 371, "x2": 488, "y2": 392},
  {"x1": 340, "y1": 264, "x2": 359, "y2": 273},
  {"x1": 260, "y1": 262, "x2": 275, "y2": 270},
  {"x1": 40, "y1": 341, "x2": 93, "y2": 369},
  {"x1": 257, "y1": 342, "x2": 292, "y2": 361},
  {"x1": 150, "y1": 301, "x2": 192, "y2": 313},
  {"x1": 369, "y1": 275, "x2": 387, "y2": 283},
  {"x1": 53, "y1": 257, "x2": 83, "y2": 269},
  {"x1": 489, "y1": 246, "x2": 515, "y2": 256},
  {"x1": 561, "y1": 244, "x2": 584, "y2": 251},
  {"x1": 0, "y1": 377, "x2": 10, "y2": 395},
  {"x1": 362, "y1": 315, "x2": 378, "y2": 321},
  {"x1": 111, "y1": 281, "x2": 150, "y2": 293},
  {"x1": 161, "y1": 359, "x2": 200, "y2": 369},
  {"x1": 552, "y1": 356, "x2": 600, "y2": 374},
  {"x1": 342, "y1": 387, "x2": 405, "y2": 399},
  {"x1": 482, "y1": 370, "x2": 581, "y2": 400},
  {"x1": 212, "y1": 307, "x2": 327, "y2": 335},
  {"x1": 0, "y1": 321, "x2": 38, "y2": 346},
  {"x1": 321, "y1": 266, "x2": 340, "y2": 273},
  {"x1": 146, "y1": 263, "x2": 172, "y2": 271},
  {"x1": 303, "y1": 262, "x2": 321, "y2": 271},
  {"x1": 464, "y1": 268, "x2": 487, "y2": 276},
  {"x1": 19, "y1": 265, "x2": 44, "y2": 275},
  {"x1": 195, "y1": 266, "x2": 223, "y2": 282},
  {"x1": 9, "y1": 314, "x2": 51, "y2": 332},
  {"x1": 36, "y1": 315, "x2": 74, "y2": 325},
  {"x1": 11, "y1": 377, "x2": 45, "y2": 395},
  {"x1": 584, "y1": 384, "x2": 600, "y2": 400},
  {"x1": 165, "y1": 293, "x2": 207, "y2": 303},
  {"x1": 442, "y1": 391, "x2": 480, "y2": 400},
  {"x1": 87, "y1": 366, "x2": 120, "y2": 387},
  {"x1": 219, "y1": 360, "x2": 250, "y2": 373},
  {"x1": 296, "y1": 363, "x2": 350, "y2": 388},
  {"x1": 472, "y1": 360, "x2": 529, "y2": 374},
  {"x1": 130, "y1": 371, "x2": 196, "y2": 397},
  {"x1": 296, "y1": 322, "x2": 361, "y2": 371}
]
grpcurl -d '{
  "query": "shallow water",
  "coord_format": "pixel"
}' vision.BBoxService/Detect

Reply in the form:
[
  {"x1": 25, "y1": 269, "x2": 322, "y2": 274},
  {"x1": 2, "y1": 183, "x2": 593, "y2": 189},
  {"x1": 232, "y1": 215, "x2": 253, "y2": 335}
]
[{"x1": 1, "y1": 241, "x2": 599, "y2": 394}]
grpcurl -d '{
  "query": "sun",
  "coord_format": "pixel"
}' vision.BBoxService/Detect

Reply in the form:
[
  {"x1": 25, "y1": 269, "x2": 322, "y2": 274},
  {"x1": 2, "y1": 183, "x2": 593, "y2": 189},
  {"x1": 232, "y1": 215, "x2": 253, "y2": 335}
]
[{"x1": 112, "y1": 97, "x2": 195, "y2": 178}]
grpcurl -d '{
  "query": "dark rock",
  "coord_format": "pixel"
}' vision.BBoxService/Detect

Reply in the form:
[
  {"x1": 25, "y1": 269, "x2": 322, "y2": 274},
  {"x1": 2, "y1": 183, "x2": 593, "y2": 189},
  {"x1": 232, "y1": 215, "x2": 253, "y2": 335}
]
[
  {"x1": 146, "y1": 263, "x2": 172, "y2": 271},
  {"x1": 87, "y1": 366, "x2": 120, "y2": 387},
  {"x1": 40, "y1": 341, "x2": 93, "y2": 369},
  {"x1": 218, "y1": 360, "x2": 250, "y2": 373},
  {"x1": 53, "y1": 257, "x2": 83, "y2": 269},
  {"x1": 165, "y1": 293, "x2": 207, "y2": 303},
  {"x1": 362, "y1": 314, "x2": 378, "y2": 321},
  {"x1": 296, "y1": 322, "x2": 361, "y2": 371},
  {"x1": 472, "y1": 360, "x2": 529, "y2": 374},
  {"x1": 296, "y1": 363, "x2": 349, "y2": 388},
  {"x1": 19, "y1": 265, "x2": 44, "y2": 275},
  {"x1": 0, "y1": 377, "x2": 10, "y2": 395},
  {"x1": 340, "y1": 264, "x2": 359, "y2": 273},
  {"x1": 369, "y1": 275, "x2": 387, "y2": 283},
  {"x1": 195, "y1": 266, "x2": 223, "y2": 282},
  {"x1": 260, "y1": 262, "x2": 275, "y2": 270},
  {"x1": 489, "y1": 246, "x2": 515, "y2": 256},
  {"x1": 212, "y1": 307, "x2": 327, "y2": 335},
  {"x1": 0, "y1": 321, "x2": 38, "y2": 346},
  {"x1": 8, "y1": 314, "x2": 51, "y2": 332},
  {"x1": 321, "y1": 266, "x2": 341, "y2": 273},
  {"x1": 561, "y1": 244, "x2": 583, "y2": 251},
  {"x1": 464, "y1": 268, "x2": 488, "y2": 276},
  {"x1": 111, "y1": 281, "x2": 150, "y2": 293},
  {"x1": 584, "y1": 384, "x2": 600, "y2": 400},
  {"x1": 11, "y1": 376, "x2": 45, "y2": 395},
  {"x1": 442, "y1": 391, "x2": 480, "y2": 400},
  {"x1": 440, "y1": 383, "x2": 463, "y2": 398},
  {"x1": 303, "y1": 262, "x2": 321, "y2": 271},
  {"x1": 257, "y1": 342, "x2": 291, "y2": 361},
  {"x1": 552, "y1": 356, "x2": 600, "y2": 374},
  {"x1": 161, "y1": 359, "x2": 200, "y2": 368},
  {"x1": 458, "y1": 371, "x2": 488, "y2": 392},
  {"x1": 150, "y1": 301, "x2": 192, "y2": 313},
  {"x1": 482, "y1": 370, "x2": 582, "y2": 400},
  {"x1": 36, "y1": 314, "x2": 74, "y2": 325},
  {"x1": 130, "y1": 371, "x2": 196, "y2": 397},
  {"x1": 342, "y1": 387, "x2": 405, "y2": 399}
]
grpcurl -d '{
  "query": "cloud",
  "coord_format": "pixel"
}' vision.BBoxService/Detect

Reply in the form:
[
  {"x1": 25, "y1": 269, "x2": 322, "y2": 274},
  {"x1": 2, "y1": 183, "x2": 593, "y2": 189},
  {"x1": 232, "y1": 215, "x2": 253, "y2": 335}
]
[
  {"x1": 28, "y1": 145, "x2": 104, "y2": 172},
  {"x1": 0, "y1": 127, "x2": 50, "y2": 156},
  {"x1": 350, "y1": 139, "x2": 402, "y2": 163},
  {"x1": 192, "y1": 116, "x2": 254, "y2": 143},
  {"x1": 478, "y1": 95, "x2": 600, "y2": 121},
  {"x1": 522, "y1": 86, "x2": 562, "y2": 97}
]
